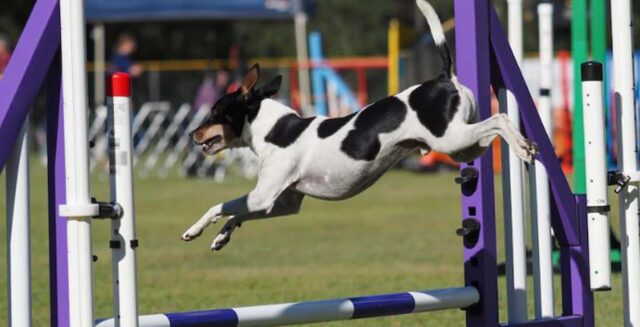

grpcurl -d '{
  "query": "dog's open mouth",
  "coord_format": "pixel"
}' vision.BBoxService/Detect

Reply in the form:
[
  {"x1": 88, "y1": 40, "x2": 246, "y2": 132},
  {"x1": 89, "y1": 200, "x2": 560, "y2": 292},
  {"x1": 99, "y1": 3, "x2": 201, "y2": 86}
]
[{"x1": 201, "y1": 135, "x2": 222, "y2": 154}]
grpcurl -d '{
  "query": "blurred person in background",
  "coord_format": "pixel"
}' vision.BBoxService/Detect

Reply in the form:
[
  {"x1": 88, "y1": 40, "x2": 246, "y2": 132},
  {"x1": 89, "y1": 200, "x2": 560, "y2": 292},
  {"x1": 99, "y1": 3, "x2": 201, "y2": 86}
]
[
  {"x1": 193, "y1": 69, "x2": 231, "y2": 111},
  {"x1": 109, "y1": 33, "x2": 143, "y2": 77},
  {"x1": 0, "y1": 34, "x2": 12, "y2": 79}
]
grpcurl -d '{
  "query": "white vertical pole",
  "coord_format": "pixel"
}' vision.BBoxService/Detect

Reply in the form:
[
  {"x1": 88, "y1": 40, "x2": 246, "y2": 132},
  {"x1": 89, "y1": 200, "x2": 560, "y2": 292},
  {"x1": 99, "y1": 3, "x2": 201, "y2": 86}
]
[
  {"x1": 531, "y1": 1, "x2": 554, "y2": 318},
  {"x1": 58, "y1": 0, "x2": 98, "y2": 326},
  {"x1": 327, "y1": 80, "x2": 339, "y2": 117},
  {"x1": 294, "y1": 0, "x2": 312, "y2": 117},
  {"x1": 581, "y1": 61, "x2": 612, "y2": 291},
  {"x1": 611, "y1": 0, "x2": 640, "y2": 325},
  {"x1": 108, "y1": 73, "x2": 139, "y2": 327},
  {"x1": 6, "y1": 119, "x2": 31, "y2": 327},
  {"x1": 504, "y1": 0, "x2": 528, "y2": 322}
]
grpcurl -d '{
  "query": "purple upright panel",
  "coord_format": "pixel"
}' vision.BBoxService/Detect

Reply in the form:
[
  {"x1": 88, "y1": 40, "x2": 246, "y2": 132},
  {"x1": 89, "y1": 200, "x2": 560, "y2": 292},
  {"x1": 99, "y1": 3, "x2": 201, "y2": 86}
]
[
  {"x1": 487, "y1": 8, "x2": 578, "y2": 246},
  {"x1": 558, "y1": 196, "x2": 593, "y2": 325},
  {"x1": 454, "y1": 1, "x2": 499, "y2": 326},
  {"x1": 500, "y1": 315, "x2": 583, "y2": 327},
  {"x1": 482, "y1": 5, "x2": 594, "y2": 326},
  {"x1": 47, "y1": 55, "x2": 70, "y2": 327},
  {"x1": 0, "y1": 0, "x2": 60, "y2": 170}
]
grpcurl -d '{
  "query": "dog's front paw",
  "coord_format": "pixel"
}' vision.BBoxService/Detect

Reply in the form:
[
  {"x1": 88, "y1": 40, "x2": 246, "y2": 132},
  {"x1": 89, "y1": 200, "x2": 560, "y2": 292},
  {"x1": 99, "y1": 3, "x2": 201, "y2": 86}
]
[
  {"x1": 211, "y1": 220, "x2": 239, "y2": 251},
  {"x1": 181, "y1": 224, "x2": 205, "y2": 241}
]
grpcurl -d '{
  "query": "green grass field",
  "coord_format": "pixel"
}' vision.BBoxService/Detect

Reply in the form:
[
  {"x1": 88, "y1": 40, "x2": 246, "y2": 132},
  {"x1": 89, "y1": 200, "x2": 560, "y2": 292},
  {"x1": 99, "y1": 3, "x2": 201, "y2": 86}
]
[{"x1": 0, "y1": 162, "x2": 625, "y2": 326}]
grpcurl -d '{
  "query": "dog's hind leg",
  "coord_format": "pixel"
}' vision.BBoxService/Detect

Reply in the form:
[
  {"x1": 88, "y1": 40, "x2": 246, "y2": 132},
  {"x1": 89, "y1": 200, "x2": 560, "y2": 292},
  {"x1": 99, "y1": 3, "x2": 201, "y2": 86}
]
[
  {"x1": 211, "y1": 189, "x2": 305, "y2": 251},
  {"x1": 437, "y1": 113, "x2": 538, "y2": 163}
]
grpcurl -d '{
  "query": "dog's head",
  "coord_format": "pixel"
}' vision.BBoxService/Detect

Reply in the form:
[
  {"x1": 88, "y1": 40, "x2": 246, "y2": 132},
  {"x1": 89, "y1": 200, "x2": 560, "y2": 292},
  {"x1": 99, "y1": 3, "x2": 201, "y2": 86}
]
[{"x1": 190, "y1": 64, "x2": 282, "y2": 155}]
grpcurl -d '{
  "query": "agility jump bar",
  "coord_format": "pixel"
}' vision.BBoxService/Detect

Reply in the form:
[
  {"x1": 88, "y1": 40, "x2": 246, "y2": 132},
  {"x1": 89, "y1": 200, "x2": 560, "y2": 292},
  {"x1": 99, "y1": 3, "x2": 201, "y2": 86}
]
[{"x1": 95, "y1": 286, "x2": 478, "y2": 326}]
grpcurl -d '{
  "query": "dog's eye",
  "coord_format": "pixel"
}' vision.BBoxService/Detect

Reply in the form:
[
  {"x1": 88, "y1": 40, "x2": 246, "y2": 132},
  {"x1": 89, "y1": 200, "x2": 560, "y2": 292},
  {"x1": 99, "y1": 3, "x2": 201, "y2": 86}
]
[{"x1": 225, "y1": 114, "x2": 233, "y2": 122}]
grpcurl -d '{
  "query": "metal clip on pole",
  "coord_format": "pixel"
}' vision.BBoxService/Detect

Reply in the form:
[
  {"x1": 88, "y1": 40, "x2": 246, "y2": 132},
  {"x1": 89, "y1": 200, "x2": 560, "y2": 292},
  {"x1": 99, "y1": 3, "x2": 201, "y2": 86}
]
[
  {"x1": 457, "y1": 218, "x2": 481, "y2": 249},
  {"x1": 455, "y1": 167, "x2": 479, "y2": 185},
  {"x1": 608, "y1": 171, "x2": 631, "y2": 194},
  {"x1": 457, "y1": 218, "x2": 481, "y2": 237},
  {"x1": 91, "y1": 197, "x2": 123, "y2": 219}
]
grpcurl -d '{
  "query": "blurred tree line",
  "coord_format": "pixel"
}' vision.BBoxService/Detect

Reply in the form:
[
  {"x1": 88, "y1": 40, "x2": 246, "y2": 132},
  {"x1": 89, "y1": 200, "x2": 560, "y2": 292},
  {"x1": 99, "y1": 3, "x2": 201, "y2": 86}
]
[{"x1": 1, "y1": 0, "x2": 639, "y2": 62}]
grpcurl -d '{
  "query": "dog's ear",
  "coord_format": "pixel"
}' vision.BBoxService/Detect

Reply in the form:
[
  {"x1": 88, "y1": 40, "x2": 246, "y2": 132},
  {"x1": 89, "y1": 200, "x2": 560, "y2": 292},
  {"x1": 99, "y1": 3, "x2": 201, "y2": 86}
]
[
  {"x1": 258, "y1": 75, "x2": 282, "y2": 98},
  {"x1": 241, "y1": 64, "x2": 260, "y2": 96}
]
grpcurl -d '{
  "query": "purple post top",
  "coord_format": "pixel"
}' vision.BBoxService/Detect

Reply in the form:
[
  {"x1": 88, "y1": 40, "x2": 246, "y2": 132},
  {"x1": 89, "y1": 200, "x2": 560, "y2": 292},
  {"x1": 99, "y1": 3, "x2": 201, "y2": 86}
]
[{"x1": 0, "y1": 0, "x2": 60, "y2": 170}]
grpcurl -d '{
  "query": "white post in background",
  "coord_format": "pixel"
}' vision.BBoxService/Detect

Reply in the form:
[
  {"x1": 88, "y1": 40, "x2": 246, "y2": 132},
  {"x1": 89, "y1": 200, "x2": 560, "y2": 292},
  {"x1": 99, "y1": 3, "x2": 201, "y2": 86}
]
[
  {"x1": 610, "y1": 0, "x2": 640, "y2": 325},
  {"x1": 503, "y1": 0, "x2": 527, "y2": 322},
  {"x1": 581, "y1": 61, "x2": 612, "y2": 291},
  {"x1": 531, "y1": 1, "x2": 554, "y2": 318},
  {"x1": 294, "y1": 9, "x2": 313, "y2": 116},
  {"x1": 6, "y1": 119, "x2": 31, "y2": 327},
  {"x1": 107, "y1": 73, "x2": 139, "y2": 327},
  {"x1": 58, "y1": 0, "x2": 99, "y2": 326}
]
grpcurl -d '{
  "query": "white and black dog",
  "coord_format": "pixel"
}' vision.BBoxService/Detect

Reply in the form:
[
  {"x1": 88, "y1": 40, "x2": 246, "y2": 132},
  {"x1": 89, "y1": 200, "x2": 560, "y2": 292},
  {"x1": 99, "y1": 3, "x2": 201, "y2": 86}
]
[{"x1": 182, "y1": 0, "x2": 538, "y2": 251}]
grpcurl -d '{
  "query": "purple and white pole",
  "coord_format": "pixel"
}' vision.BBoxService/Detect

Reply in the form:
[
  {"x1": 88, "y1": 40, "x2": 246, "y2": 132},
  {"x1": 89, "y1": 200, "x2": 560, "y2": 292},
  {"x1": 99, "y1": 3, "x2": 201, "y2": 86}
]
[
  {"x1": 57, "y1": 0, "x2": 98, "y2": 325},
  {"x1": 95, "y1": 287, "x2": 478, "y2": 327}
]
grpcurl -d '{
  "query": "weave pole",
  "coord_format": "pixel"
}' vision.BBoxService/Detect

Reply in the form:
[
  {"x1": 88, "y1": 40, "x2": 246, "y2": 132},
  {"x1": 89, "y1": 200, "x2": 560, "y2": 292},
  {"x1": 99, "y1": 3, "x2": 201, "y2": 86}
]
[{"x1": 107, "y1": 72, "x2": 140, "y2": 327}]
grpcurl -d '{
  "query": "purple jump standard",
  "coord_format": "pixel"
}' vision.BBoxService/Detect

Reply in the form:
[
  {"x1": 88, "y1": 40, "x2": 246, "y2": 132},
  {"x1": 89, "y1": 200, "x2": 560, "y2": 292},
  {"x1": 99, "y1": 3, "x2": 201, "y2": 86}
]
[
  {"x1": 455, "y1": 0, "x2": 593, "y2": 326},
  {"x1": 0, "y1": 0, "x2": 69, "y2": 326}
]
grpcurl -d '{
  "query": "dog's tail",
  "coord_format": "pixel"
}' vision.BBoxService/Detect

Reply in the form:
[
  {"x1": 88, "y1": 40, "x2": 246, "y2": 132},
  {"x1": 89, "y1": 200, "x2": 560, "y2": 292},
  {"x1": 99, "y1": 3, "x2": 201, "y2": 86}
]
[{"x1": 416, "y1": 0, "x2": 452, "y2": 77}]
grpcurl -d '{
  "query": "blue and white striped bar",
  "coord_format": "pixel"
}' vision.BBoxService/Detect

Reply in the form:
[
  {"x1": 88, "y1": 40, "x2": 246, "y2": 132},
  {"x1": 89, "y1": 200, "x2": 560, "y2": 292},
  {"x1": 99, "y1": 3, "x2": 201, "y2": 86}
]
[{"x1": 95, "y1": 286, "x2": 478, "y2": 327}]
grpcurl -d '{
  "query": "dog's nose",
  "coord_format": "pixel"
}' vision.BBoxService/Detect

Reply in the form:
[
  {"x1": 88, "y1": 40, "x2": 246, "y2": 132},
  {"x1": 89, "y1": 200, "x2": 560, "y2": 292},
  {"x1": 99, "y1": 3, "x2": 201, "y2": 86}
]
[{"x1": 188, "y1": 130, "x2": 195, "y2": 137}]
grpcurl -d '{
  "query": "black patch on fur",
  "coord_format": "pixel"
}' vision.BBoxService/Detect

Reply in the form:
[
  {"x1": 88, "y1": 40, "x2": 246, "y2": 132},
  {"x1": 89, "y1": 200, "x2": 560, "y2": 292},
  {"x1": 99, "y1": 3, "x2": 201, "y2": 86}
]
[
  {"x1": 340, "y1": 97, "x2": 407, "y2": 161},
  {"x1": 244, "y1": 97, "x2": 262, "y2": 123},
  {"x1": 265, "y1": 113, "x2": 314, "y2": 147},
  {"x1": 408, "y1": 75, "x2": 460, "y2": 137},
  {"x1": 317, "y1": 113, "x2": 356, "y2": 138},
  {"x1": 200, "y1": 88, "x2": 278, "y2": 139}
]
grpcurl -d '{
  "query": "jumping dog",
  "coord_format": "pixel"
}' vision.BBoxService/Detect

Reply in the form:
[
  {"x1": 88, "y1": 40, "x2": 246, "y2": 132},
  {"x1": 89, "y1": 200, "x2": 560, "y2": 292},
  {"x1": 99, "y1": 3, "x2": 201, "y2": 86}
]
[{"x1": 181, "y1": 0, "x2": 538, "y2": 251}]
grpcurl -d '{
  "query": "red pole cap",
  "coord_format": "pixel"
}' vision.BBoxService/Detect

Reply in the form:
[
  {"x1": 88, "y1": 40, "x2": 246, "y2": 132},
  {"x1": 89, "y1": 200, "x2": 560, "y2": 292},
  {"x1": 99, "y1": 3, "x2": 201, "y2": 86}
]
[{"x1": 107, "y1": 72, "x2": 131, "y2": 97}]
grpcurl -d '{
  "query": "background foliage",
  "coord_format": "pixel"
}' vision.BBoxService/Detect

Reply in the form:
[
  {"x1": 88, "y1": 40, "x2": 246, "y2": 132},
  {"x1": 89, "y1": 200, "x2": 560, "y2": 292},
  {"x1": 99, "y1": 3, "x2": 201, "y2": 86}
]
[{"x1": 2, "y1": 0, "x2": 639, "y2": 61}]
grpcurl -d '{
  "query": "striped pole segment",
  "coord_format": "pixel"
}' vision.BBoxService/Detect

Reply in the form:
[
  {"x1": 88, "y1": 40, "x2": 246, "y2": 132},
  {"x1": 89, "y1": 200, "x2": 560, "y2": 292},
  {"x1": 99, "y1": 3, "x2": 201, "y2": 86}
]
[{"x1": 96, "y1": 287, "x2": 478, "y2": 327}]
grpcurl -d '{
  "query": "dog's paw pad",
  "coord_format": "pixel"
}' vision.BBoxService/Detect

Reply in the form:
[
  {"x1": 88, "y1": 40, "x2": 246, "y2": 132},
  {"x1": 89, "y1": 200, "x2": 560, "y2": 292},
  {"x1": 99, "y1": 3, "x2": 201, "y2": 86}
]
[
  {"x1": 525, "y1": 140, "x2": 539, "y2": 154},
  {"x1": 516, "y1": 139, "x2": 538, "y2": 163}
]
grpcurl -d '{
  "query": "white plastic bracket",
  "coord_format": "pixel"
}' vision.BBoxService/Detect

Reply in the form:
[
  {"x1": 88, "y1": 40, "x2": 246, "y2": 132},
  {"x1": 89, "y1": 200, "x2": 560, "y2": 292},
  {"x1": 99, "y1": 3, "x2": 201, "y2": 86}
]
[{"x1": 59, "y1": 203, "x2": 100, "y2": 218}]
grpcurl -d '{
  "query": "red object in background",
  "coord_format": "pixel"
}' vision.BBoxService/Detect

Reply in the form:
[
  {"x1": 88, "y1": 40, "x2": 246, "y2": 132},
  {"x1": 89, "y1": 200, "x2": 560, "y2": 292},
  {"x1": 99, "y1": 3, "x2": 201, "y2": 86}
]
[
  {"x1": 226, "y1": 82, "x2": 239, "y2": 93},
  {"x1": 419, "y1": 152, "x2": 459, "y2": 169},
  {"x1": 356, "y1": 68, "x2": 368, "y2": 105},
  {"x1": 0, "y1": 57, "x2": 9, "y2": 74},
  {"x1": 556, "y1": 51, "x2": 573, "y2": 174},
  {"x1": 289, "y1": 66, "x2": 301, "y2": 112},
  {"x1": 107, "y1": 72, "x2": 131, "y2": 97},
  {"x1": 0, "y1": 50, "x2": 11, "y2": 76}
]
